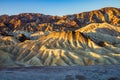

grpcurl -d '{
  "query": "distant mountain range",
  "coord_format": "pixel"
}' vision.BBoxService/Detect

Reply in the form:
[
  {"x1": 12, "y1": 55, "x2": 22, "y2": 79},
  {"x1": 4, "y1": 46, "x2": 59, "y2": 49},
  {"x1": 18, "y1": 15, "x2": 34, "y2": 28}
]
[
  {"x1": 0, "y1": 7, "x2": 120, "y2": 67},
  {"x1": 0, "y1": 7, "x2": 120, "y2": 32}
]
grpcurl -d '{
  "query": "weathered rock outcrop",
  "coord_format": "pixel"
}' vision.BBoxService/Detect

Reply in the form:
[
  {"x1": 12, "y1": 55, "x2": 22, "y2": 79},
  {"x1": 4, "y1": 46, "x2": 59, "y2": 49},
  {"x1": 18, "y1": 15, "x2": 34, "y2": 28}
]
[
  {"x1": 0, "y1": 7, "x2": 120, "y2": 67},
  {"x1": 0, "y1": 23, "x2": 120, "y2": 67},
  {"x1": 0, "y1": 7, "x2": 119, "y2": 33}
]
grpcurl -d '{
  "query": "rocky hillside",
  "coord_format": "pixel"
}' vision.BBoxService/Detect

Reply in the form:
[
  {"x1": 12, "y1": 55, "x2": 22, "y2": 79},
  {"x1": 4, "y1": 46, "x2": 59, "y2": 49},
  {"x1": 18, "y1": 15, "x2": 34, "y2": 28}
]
[
  {"x1": 0, "y1": 7, "x2": 120, "y2": 33},
  {"x1": 0, "y1": 7, "x2": 120, "y2": 67}
]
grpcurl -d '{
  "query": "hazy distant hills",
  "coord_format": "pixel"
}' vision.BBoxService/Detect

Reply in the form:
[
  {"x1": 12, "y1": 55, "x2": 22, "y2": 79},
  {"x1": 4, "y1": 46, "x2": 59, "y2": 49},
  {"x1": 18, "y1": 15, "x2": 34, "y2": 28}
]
[{"x1": 0, "y1": 7, "x2": 120, "y2": 67}]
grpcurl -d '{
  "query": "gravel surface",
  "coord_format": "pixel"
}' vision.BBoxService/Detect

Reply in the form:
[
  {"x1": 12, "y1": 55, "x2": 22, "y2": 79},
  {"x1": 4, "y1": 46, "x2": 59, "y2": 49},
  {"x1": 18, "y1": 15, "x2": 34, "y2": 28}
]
[{"x1": 0, "y1": 65, "x2": 120, "y2": 80}]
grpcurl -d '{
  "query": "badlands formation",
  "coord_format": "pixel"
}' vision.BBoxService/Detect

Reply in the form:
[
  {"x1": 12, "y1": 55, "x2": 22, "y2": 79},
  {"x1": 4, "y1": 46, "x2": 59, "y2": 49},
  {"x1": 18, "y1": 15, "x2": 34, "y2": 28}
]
[{"x1": 0, "y1": 7, "x2": 120, "y2": 67}]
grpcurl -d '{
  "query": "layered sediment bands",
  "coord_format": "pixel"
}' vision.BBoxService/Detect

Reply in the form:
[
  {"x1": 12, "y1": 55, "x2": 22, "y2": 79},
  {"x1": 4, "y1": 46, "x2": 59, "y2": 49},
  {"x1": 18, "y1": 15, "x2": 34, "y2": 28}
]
[{"x1": 1, "y1": 25, "x2": 120, "y2": 67}]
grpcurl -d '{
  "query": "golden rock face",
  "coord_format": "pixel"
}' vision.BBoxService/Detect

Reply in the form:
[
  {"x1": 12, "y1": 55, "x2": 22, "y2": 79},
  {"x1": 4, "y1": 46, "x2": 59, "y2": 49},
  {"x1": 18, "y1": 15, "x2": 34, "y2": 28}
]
[
  {"x1": 0, "y1": 23, "x2": 120, "y2": 67},
  {"x1": 0, "y1": 7, "x2": 120, "y2": 32},
  {"x1": 0, "y1": 7, "x2": 120, "y2": 67}
]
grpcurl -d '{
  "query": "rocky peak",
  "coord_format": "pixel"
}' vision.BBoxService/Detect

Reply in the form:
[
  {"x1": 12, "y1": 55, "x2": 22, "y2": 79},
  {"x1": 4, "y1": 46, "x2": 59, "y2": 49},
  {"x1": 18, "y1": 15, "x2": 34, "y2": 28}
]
[{"x1": 0, "y1": 7, "x2": 119, "y2": 33}]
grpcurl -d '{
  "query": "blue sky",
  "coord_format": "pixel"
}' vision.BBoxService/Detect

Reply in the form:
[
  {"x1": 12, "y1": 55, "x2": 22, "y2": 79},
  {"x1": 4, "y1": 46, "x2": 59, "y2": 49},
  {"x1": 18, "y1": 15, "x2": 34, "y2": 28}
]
[{"x1": 0, "y1": 0, "x2": 120, "y2": 16}]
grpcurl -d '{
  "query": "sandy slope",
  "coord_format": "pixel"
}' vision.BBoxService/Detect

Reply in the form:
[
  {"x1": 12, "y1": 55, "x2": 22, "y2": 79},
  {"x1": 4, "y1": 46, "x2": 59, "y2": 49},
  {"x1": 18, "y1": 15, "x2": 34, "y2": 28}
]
[
  {"x1": 0, "y1": 7, "x2": 120, "y2": 67},
  {"x1": 0, "y1": 23, "x2": 120, "y2": 67}
]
